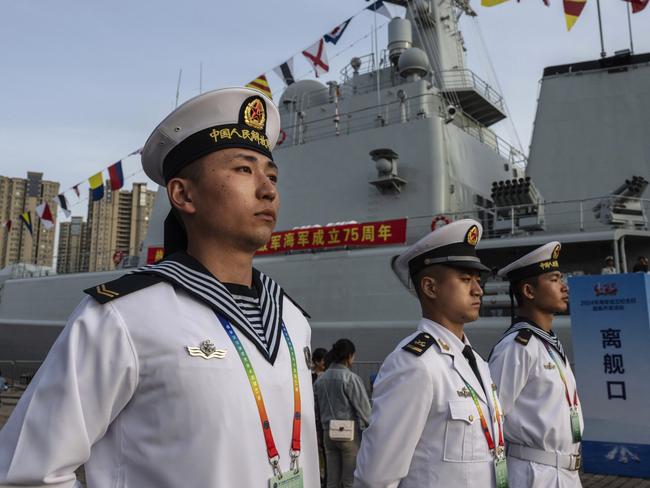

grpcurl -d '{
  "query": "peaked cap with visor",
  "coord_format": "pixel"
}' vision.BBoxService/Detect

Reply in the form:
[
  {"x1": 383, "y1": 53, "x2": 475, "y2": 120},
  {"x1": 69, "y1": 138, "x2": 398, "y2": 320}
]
[{"x1": 392, "y1": 219, "x2": 490, "y2": 294}]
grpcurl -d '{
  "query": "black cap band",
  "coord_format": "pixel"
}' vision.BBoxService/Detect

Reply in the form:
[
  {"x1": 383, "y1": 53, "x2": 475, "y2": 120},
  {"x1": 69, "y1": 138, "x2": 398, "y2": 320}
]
[
  {"x1": 162, "y1": 124, "x2": 273, "y2": 183},
  {"x1": 506, "y1": 259, "x2": 561, "y2": 282},
  {"x1": 408, "y1": 242, "x2": 485, "y2": 277}
]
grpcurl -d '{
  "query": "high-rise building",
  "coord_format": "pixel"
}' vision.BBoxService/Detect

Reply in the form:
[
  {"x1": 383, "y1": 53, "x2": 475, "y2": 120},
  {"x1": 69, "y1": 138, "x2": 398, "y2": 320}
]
[
  {"x1": 57, "y1": 216, "x2": 87, "y2": 274},
  {"x1": 85, "y1": 182, "x2": 156, "y2": 272},
  {"x1": 0, "y1": 172, "x2": 60, "y2": 269}
]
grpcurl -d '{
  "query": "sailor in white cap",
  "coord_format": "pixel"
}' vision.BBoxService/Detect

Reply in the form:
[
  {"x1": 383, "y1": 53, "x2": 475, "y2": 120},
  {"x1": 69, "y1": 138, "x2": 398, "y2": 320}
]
[
  {"x1": 0, "y1": 88, "x2": 319, "y2": 487},
  {"x1": 354, "y1": 219, "x2": 508, "y2": 488},
  {"x1": 489, "y1": 242, "x2": 583, "y2": 488}
]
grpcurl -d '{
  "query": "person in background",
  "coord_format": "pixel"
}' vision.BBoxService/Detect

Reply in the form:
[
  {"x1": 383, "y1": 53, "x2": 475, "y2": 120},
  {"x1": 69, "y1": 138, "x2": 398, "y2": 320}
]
[
  {"x1": 0, "y1": 370, "x2": 7, "y2": 406},
  {"x1": 312, "y1": 347, "x2": 328, "y2": 383},
  {"x1": 312, "y1": 346, "x2": 329, "y2": 487},
  {"x1": 632, "y1": 256, "x2": 648, "y2": 273},
  {"x1": 601, "y1": 256, "x2": 616, "y2": 274},
  {"x1": 314, "y1": 339, "x2": 371, "y2": 488}
]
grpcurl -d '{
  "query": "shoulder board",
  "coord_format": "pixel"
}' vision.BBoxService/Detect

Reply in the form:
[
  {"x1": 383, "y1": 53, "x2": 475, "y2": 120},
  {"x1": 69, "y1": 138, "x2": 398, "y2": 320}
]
[
  {"x1": 402, "y1": 332, "x2": 436, "y2": 356},
  {"x1": 284, "y1": 291, "x2": 311, "y2": 319},
  {"x1": 514, "y1": 328, "x2": 533, "y2": 346},
  {"x1": 84, "y1": 273, "x2": 166, "y2": 304}
]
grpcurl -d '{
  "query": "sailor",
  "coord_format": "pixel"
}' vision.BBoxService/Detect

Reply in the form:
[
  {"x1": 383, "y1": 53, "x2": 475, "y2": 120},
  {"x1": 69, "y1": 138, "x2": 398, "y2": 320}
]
[
  {"x1": 489, "y1": 242, "x2": 583, "y2": 488},
  {"x1": 0, "y1": 87, "x2": 319, "y2": 487},
  {"x1": 354, "y1": 219, "x2": 508, "y2": 488},
  {"x1": 601, "y1": 256, "x2": 616, "y2": 275}
]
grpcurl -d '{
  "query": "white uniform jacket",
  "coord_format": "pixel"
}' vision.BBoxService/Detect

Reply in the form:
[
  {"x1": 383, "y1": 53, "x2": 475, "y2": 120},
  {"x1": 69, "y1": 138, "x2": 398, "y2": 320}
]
[
  {"x1": 489, "y1": 322, "x2": 583, "y2": 488},
  {"x1": 354, "y1": 318, "x2": 503, "y2": 488},
  {"x1": 0, "y1": 253, "x2": 319, "y2": 488}
]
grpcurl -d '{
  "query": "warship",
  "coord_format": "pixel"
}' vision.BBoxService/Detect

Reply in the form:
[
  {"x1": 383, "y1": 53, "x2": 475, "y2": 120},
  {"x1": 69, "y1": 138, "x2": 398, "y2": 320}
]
[{"x1": 1, "y1": 0, "x2": 650, "y2": 372}]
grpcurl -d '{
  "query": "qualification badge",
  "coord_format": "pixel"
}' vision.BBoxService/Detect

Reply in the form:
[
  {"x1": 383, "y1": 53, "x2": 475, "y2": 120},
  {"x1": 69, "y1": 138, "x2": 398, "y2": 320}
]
[
  {"x1": 186, "y1": 339, "x2": 227, "y2": 359},
  {"x1": 457, "y1": 387, "x2": 471, "y2": 398}
]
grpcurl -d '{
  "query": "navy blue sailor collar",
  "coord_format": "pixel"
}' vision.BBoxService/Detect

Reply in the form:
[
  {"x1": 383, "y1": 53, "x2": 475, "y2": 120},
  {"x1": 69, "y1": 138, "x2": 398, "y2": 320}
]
[
  {"x1": 135, "y1": 251, "x2": 284, "y2": 365},
  {"x1": 507, "y1": 315, "x2": 566, "y2": 363}
]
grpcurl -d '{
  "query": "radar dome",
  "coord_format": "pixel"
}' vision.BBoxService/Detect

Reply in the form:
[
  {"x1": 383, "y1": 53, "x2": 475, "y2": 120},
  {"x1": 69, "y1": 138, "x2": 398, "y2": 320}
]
[
  {"x1": 398, "y1": 47, "x2": 429, "y2": 78},
  {"x1": 279, "y1": 79, "x2": 329, "y2": 110}
]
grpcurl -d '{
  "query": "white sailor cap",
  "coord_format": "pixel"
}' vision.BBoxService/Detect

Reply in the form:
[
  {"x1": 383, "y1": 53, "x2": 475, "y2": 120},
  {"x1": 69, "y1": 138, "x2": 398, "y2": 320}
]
[
  {"x1": 141, "y1": 87, "x2": 281, "y2": 185},
  {"x1": 498, "y1": 241, "x2": 562, "y2": 282},
  {"x1": 391, "y1": 219, "x2": 491, "y2": 291}
]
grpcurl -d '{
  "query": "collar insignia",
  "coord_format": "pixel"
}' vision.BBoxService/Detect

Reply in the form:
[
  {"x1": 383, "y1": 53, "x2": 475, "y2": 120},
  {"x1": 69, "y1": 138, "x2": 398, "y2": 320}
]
[
  {"x1": 187, "y1": 339, "x2": 227, "y2": 360},
  {"x1": 244, "y1": 98, "x2": 265, "y2": 130},
  {"x1": 438, "y1": 338, "x2": 450, "y2": 351},
  {"x1": 457, "y1": 387, "x2": 471, "y2": 398}
]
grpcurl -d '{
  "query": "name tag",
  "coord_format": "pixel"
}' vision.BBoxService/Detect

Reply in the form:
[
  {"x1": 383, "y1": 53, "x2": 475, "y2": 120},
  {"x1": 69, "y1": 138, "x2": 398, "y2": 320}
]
[{"x1": 269, "y1": 468, "x2": 304, "y2": 488}]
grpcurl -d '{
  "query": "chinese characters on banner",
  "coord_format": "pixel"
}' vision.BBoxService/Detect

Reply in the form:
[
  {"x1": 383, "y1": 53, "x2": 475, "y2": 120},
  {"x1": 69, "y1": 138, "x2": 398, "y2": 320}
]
[
  {"x1": 569, "y1": 273, "x2": 650, "y2": 477},
  {"x1": 256, "y1": 218, "x2": 407, "y2": 255},
  {"x1": 147, "y1": 246, "x2": 165, "y2": 264}
]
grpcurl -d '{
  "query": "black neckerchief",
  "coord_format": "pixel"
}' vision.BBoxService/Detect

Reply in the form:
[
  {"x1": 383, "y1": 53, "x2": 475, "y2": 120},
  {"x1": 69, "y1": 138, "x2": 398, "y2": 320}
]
[
  {"x1": 505, "y1": 315, "x2": 566, "y2": 363},
  {"x1": 134, "y1": 251, "x2": 284, "y2": 364}
]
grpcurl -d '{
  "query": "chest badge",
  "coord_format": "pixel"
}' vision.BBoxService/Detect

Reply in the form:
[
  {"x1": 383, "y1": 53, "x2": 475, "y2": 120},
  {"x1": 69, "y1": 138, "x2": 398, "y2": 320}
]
[
  {"x1": 543, "y1": 362, "x2": 556, "y2": 370},
  {"x1": 187, "y1": 339, "x2": 227, "y2": 359},
  {"x1": 457, "y1": 387, "x2": 471, "y2": 398}
]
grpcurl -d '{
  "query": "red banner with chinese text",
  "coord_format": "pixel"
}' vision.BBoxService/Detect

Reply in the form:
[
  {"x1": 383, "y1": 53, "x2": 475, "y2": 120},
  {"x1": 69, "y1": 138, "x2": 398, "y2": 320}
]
[
  {"x1": 256, "y1": 218, "x2": 407, "y2": 256},
  {"x1": 147, "y1": 246, "x2": 165, "y2": 264}
]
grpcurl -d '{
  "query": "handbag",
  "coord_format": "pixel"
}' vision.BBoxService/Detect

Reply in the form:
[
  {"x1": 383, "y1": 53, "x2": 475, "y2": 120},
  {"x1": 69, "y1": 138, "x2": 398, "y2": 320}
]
[
  {"x1": 329, "y1": 419, "x2": 355, "y2": 441},
  {"x1": 324, "y1": 383, "x2": 355, "y2": 441}
]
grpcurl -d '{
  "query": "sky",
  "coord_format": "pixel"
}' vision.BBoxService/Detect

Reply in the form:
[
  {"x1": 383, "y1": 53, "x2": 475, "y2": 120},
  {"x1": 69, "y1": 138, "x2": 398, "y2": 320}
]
[{"x1": 0, "y1": 0, "x2": 648, "y2": 218}]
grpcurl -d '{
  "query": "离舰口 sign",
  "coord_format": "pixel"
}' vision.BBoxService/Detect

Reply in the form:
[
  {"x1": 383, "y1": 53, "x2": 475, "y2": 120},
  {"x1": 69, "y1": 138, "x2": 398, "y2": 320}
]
[{"x1": 569, "y1": 273, "x2": 650, "y2": 478}]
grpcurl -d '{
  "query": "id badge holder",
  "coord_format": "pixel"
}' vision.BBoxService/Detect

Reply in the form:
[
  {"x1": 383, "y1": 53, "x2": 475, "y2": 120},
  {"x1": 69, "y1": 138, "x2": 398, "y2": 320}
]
[
  {"x1": 570, "y1": 408, "x2": 582, "y2": 443},
  {"x1": 494, "y1": 453, "x2": 509, "y2": 488},
  {"x1": 269, "y1": 468, "x2": 304, "y2": 488}
]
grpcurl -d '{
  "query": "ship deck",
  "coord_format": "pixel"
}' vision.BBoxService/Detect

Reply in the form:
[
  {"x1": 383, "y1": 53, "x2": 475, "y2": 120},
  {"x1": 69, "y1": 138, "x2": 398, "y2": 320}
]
[{"x1": 1, "y1": 389, "x2": 648, "y2": 486}]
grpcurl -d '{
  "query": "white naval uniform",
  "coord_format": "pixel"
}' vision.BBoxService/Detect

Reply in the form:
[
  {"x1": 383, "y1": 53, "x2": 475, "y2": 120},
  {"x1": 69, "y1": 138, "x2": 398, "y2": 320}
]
[
  {"x1": 0, "y1": 277, "x2": 319, "y2": 486},
  {"x1": 354, "y1": 318, "x2": 503, "y2": 488},
  {"x1": 489, "y1": 325, "x2": 583, "y2": 488}
]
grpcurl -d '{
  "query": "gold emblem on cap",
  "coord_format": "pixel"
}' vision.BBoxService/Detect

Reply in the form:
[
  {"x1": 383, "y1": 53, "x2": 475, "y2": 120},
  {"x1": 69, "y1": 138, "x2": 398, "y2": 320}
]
[
  {"x1": 244, "y1": 98, "x2": 265, "y2": 130},
  {"x1": 466, "y1": 225, "x2": 479, "y2": 246},
  {"x1": 552, "y1": 244, "x2": 561, "y2": 260}
]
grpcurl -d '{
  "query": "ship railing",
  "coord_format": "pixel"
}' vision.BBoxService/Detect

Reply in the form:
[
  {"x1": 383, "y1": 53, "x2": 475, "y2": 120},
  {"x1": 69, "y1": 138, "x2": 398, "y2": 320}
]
[
  {"x1": 339, "y1": 52, "x2": 390, "y2": 83},
  {"x1": 440, "y1": 69, "x2": 506, "y2": 112},
  {"x1": 403, "y1": 196, "x2": 650, "y2": 242},
  {"x1": 279, "y1": 93, "x2": 525, "y2": 165},
  {"x1": 0, "y1": 360, "x2": 42, "y2": 388}
]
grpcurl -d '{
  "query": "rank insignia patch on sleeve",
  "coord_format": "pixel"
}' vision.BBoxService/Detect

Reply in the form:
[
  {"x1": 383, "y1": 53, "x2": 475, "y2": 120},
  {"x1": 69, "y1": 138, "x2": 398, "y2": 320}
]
[{"x1": 402, "y1": 332, "x2": 435, "y2": 356}]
